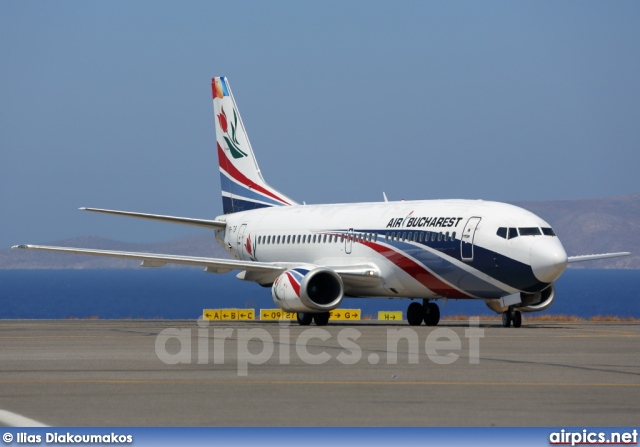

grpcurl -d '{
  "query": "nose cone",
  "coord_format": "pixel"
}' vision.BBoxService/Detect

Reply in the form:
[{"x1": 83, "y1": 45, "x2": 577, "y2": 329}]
[{"x1": 530, "y1": 238, "x2": 568, "y2": 283}]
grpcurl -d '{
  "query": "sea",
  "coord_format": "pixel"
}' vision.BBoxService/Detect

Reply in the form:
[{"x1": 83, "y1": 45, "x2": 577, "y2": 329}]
[{"x1": 0, "y1": 269, "x2": 638, "y2": 320}]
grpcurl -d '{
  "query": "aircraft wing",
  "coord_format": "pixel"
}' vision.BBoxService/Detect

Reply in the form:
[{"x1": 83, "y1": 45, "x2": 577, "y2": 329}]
[
  {"x1": 567, "y1": 252, "x2": 631, "y2": 263},
  {"x1": 11, "y1": 245, "x2": 383, "y2": 286},
  {"x1": 80, "y1": 207, "x2": 226, "y2": 230},
  {"x1": 12, "y1": 244, "x2": 282, "y2": 274}
]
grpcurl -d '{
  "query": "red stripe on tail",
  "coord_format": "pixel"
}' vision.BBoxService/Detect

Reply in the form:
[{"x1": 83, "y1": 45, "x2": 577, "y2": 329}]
[{"x1": 217, "y1": 143, "x2": 292, "y2": 206}]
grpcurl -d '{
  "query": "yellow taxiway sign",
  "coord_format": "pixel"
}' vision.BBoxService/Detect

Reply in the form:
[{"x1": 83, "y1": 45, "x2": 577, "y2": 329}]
[
  {"x1": 378, "y1": 311, "x2": 403, "y2": 321},
  {"x1": 259, "y1": 309, "x2": 362, "y2": 321},
  {"x1": 203, "y1": 309, "x2": 255, "y2": 321}
]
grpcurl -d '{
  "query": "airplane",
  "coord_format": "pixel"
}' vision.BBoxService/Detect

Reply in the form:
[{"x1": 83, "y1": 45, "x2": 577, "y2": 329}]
[{"x1": 13, "y1": 76, "x2": 631, "y2": 328}]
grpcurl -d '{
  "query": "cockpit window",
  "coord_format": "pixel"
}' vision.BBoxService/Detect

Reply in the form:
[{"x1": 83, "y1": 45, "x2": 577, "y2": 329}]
[
  {"x1": 496, "y1": 227, "x2": 507, "y2": 239},
  {"x1": 508, "y1": 228, "x2": 518, "y2": 239},
  {"x1": 518, "y1": 227, "x2": 542, "y2": 236},
  {"x1": 542, "y1": 227, "x2": 556, "y2": 236}
]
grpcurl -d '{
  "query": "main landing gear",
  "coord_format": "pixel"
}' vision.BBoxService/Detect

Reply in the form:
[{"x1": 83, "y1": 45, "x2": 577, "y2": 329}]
[
  {"x1": 297, "y1": 312, "x2": 330, "y2": 326},
  {"x1": 407, "y1": 300, "x2": 440, "y2": 326},
  {"x1": 502, "y1": 306, "x2": 522, "y2": 328}
]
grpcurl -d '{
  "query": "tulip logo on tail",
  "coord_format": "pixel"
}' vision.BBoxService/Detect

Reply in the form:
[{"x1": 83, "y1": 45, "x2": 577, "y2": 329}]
[{"x1": 217, "y1": 106, "x2": 247, "y2": 159}]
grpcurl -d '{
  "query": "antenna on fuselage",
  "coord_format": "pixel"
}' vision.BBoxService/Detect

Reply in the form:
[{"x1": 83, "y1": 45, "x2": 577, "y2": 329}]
[{"x1": 383, "y1": 192, "x2": 388, "y2": 203}]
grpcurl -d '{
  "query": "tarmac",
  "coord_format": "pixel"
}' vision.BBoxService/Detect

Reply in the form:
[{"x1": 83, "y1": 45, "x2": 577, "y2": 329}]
[{"x1": 0, "y1": 319, "x2": 638, "y2": 426}]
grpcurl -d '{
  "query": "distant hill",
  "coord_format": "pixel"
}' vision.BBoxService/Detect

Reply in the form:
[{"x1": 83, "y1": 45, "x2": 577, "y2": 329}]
[{"x1": 1, "y1": 194, "x2": 638, "y2": 269}]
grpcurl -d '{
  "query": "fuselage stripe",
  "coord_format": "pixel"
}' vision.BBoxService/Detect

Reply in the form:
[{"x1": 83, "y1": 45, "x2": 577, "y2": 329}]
[{"x1": 361, "y1": 240, "x2": 474, "y2": 298}]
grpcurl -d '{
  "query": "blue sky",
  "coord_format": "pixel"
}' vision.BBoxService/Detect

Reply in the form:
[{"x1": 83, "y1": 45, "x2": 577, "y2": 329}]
[{"x1": 1, "y1": 1, "x2": 639, "y2": 248}]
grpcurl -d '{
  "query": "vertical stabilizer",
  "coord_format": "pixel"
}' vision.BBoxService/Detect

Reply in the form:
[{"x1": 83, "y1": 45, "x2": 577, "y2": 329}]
[{"x1": 212, "y1": 77, "x2": 297, "y2": 214}]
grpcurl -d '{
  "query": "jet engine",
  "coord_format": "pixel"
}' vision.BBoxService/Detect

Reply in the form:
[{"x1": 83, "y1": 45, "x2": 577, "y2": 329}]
[
  {"x1": 518, "y1": 284, "x2": 556, "y2": 313},
  {"x1": 271, "y1": 267, "x2": 344, "y2": 312},
  {"x1": 485, "y1": 284, "x2": 556, "y2": 314}
]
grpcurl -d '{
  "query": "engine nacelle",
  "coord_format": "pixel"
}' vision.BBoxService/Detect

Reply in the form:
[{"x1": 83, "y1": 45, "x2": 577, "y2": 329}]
[
  {"x1": 518, "y1": 284, "x2": 555, "y2": 313},
  {"x1": 485, "y1": 284, "x2": 556, "y2": 314},
  {"x1": 271, "y1": 267, "x2": 344, "y2": 313}
]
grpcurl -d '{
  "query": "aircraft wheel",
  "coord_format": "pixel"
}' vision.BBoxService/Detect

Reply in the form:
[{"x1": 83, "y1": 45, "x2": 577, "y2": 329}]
[
  {"x1": 512, "y1": 310, "x2": 522, "y2": 328},
  {"x1": 297, "y1": 312, "x2": 313, "y2": 326},
  {"x1": 502, "y1": 311, "x2": 512, "y2": 328},
  {"x1": 313, "y1": 312, "x2": 330, "y2": 326},
  {"x1": 407, "y1": 302, "x2": 424, "y2": 326},
  {"x1": 424, "y1": 302, "x2": 440, "y2": 326}
]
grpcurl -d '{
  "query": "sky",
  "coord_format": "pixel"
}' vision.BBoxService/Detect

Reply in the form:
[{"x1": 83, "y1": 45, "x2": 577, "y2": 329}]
[{"x1": 1, "y1": 1, "x2": 639, "y2": 249}]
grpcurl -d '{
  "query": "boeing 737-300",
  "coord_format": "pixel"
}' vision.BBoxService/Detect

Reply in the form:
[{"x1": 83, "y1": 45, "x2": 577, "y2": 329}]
[{"x1": 13, "y1": 76, "x2": 631, "y2": 327}]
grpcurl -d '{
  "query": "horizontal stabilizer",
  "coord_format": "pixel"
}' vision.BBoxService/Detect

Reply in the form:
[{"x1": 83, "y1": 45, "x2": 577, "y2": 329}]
[
  {"x1": 80, "y1": 208, "x2": 226, "y2": 230},
  {"x1": 567, "y1": 252, "x2": 631, "y2": 263}
]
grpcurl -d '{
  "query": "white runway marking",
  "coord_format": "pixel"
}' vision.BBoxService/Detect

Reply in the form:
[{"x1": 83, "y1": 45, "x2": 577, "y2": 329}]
[{"x1": 0, "y1": 409, "x2": 48, "y2": 427}]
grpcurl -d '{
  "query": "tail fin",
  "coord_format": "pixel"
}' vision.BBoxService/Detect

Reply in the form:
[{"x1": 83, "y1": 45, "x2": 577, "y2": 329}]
[{"x1": 212, "y1": 77, "x2": 297, "y2": 214}]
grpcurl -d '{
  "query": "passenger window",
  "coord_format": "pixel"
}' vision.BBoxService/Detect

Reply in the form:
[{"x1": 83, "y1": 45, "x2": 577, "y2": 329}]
[
  {"x1": 445, "y1": 231, "x2": 449, "y2": 241},
  {"x1": 297, "y1": 235, "x2": 301, "y2": 243},
  {"x1": 431, "y1": 233, "x2": 436, "y2": 242},
  {"x1": 508, "y1": 228, "x2": 518, "y2": 239},
  {"x1": 323, "y1": 234, "x2": 327, "y2": 243},
  {"x1": 385, "y1": 233, "x2": 389, "y2": 242},
  {"x1": 419, "y1": 232, "x2": 423, "y2": 242},
  {"x1": 438, "y1": 232, "x2": 442, "y2": 242},
  {"x1": 451, "y1": 232, "x2": 456, "y2": 240},
  {"x1": 496, "y1": 227, "x2": 507, "y2": 239},
  {"x1": 374, "y1": 233, "x2": 378, "y2": 242},
  {"x1": 286, "y1": 235, "x2": 290, "y2": 244}
]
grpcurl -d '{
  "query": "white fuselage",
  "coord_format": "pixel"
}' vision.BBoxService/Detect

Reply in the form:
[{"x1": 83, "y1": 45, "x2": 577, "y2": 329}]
[{"x1": 215, "y1": 199, "x2": 568, "y2": 301}]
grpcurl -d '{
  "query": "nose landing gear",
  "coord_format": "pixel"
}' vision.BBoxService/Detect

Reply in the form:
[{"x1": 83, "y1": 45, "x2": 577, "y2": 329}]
[{"x1": 502, "y1": 306, "x2": 522, "y2": 328}]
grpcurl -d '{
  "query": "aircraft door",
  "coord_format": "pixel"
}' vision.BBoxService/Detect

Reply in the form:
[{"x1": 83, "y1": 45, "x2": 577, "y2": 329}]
[
  {"x1": 461, "y1": 217, "x2": 481, "y2": 261},
  {"x1": 237, "y1": 223, "x2": 248, "y2": 260},
  {"x1": 345, "y1": 228, "x2": 353, "y2": 254}
]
